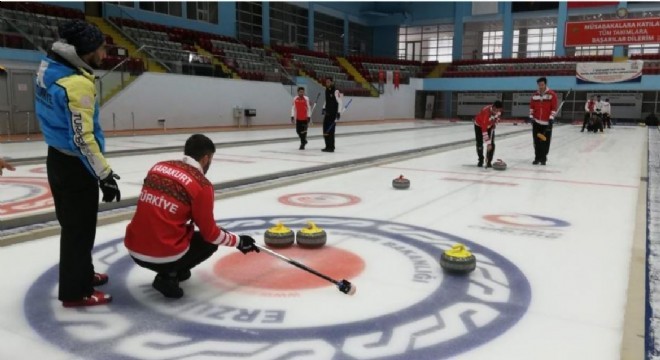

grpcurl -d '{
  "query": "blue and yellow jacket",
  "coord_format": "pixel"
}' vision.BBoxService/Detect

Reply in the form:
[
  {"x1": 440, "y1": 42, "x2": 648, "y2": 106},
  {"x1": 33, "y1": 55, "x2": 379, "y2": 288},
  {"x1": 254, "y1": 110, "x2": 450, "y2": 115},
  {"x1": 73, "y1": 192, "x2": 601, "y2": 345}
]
[{"x1": 35, "y1": 41, "x2": 111, "y2": 179}]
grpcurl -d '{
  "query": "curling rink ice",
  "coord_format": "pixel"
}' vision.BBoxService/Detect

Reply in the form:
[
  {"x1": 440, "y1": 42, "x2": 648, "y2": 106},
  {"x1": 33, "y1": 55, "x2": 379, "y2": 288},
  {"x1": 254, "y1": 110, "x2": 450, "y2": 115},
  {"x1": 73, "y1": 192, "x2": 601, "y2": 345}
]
[{"x1": 0, "y1": 123, "x2": 647, "y2": 359}]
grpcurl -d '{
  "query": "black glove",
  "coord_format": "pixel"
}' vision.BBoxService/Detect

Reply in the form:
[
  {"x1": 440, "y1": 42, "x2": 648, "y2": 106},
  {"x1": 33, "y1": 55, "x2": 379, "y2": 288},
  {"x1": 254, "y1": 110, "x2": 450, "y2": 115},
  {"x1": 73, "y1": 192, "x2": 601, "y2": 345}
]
[
  {"x1": 527, "y1": 115, "x2": 534, "y2": 124},
  {"x1": 291, "y1": 116, "x2": 294, "y2": 124},
  {"x1": 548, "y1": 117, "x2": 554, "y2": 126},
  {"x1": 321, "y1": 109, "x2": 326, "y2": 116},
  {"x1": 307, "y1": 117, "x2": 311, "y2": 122},
  {"x1": 336, "y1": 113, "x2": 341, "y2": 121},
  {"x1": 237, "y1": 235, "x2": 260, "y2": 254},
  {"x1": 100, "y1": 171, "x2": 121, "y2": 202}
]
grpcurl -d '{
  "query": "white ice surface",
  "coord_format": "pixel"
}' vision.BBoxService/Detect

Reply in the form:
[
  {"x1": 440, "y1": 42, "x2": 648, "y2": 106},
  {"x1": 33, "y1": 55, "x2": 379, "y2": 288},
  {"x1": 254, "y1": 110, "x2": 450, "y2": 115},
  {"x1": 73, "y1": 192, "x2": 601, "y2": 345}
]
[{"x1": 0, "y1": 125, "x2": 645, "y2": 360}]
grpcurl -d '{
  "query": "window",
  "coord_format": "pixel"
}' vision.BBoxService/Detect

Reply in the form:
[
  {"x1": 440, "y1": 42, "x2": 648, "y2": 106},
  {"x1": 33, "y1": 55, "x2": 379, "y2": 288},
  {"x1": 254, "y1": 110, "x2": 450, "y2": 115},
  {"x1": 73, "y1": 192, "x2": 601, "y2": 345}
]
[
  {"x1": 628, "y1": 44, "x2": 660, "y2": 55},
  {"x1": 137, "y1": 2, "x2": 181, "y2": 17},
  {"x1": 187, "y1": 2, "x2": 218, "y2": 24},
  {"x1": 314, "y1": 12, "x2": 343, "y2": 55},
  {"x1": 106, "y1": 2, "x2": 131, "y2": 6},
  {"x1": 481, "y1": 30, "x2": 503, "y2": 59},
  {"x1": 237, "y1": 1, "x2": 263, "y2": 43},
  {"x1": 270, "y1": 2, "x2": 308, "y2": 48},
  {"x1": 139, "y1": 2, "x2": 154, "y2": 12},
  {"x1": 513, "y1": 27, "x2": 556, "y2": 58},
  {"x1": 349, "y1": 22, "x2": 373, "y2": 56},
  {"x1": 574, "y1": 45, "x2": 613, "y2": 56},
  {"x1": 399, "y1": 25, "x2": 453, "y2": 62}
]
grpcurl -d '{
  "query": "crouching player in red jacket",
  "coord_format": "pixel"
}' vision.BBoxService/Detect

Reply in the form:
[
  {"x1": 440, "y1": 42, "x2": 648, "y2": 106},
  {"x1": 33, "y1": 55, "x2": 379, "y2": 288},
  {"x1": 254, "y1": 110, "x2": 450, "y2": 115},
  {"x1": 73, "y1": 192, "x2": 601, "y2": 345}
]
[
  {"x1": 124, "y1": 134, "x2": 259, "y2": 298},
  {"x1": 474, "y1": 100, "x2": 503, "y2": 168}
]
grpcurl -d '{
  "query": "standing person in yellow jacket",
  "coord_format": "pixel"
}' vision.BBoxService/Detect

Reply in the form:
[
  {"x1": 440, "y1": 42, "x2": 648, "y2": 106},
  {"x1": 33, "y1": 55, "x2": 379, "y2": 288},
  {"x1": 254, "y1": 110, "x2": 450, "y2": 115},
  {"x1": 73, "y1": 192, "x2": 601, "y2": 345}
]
[{"x1": 35, "y1": 20, "x2": 120, "y2": 307}]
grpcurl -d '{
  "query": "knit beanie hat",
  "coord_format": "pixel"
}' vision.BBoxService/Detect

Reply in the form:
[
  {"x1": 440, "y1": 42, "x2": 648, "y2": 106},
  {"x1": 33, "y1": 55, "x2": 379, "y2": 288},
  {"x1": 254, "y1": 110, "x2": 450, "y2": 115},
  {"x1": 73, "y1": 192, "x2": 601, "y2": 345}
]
[{"x1": 58, "y1": 20, "x2": 105, "y2": 56}]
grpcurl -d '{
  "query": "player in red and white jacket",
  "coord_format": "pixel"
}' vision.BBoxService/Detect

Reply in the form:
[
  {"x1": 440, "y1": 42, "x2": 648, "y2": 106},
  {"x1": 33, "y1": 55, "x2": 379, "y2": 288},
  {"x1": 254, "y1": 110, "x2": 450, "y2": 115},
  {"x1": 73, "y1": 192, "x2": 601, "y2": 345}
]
[
  {"x1": 528, "y1": 77, "x2": 558, "y2": 165},
  {"x1": 582, "y1": 95, "x2": 596, "y2": 132},
  {"x1": 124, "y1": 134, "x2": 259, "y2": 298},
  {"x1": 474, "y1": 100, "x2": 503, "y2": 168},
  {"x1": 291, "y1": 86, "x2": 312, "y2": 150}
]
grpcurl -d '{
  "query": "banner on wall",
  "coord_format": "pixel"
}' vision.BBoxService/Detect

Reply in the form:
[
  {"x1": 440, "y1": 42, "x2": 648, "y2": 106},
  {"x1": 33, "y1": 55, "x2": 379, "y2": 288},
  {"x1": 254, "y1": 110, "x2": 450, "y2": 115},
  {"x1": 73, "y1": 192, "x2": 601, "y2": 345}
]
[
  {"x1": 576, "y1": 60, "x2": 643, "y2": 84},
  {"x1": 565, "y1": 18, "x2": 660, "y2": 46},
  {"x1": 457, "y1": 93, "x2": 501, "y2": 116},
  {"x1": 511, "y1": 92, "x2": 564, "y2": 117}
]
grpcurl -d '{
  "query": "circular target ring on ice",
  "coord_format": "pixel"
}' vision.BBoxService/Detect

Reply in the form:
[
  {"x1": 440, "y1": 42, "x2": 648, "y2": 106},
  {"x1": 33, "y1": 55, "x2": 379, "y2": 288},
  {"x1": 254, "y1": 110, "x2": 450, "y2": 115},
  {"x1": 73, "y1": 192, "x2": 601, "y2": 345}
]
[{"x1": 24, "y1": 216, "x2": 531, "y2": 360}]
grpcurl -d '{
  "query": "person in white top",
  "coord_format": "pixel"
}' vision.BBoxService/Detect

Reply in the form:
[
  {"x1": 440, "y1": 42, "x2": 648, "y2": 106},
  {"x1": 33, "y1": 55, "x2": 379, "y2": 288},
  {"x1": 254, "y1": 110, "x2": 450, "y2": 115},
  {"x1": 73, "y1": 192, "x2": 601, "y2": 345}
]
[
  {"x1": 601, "y1": 98, "x2": 612, "y2": 129},
  {"x1": 595, "y1": 95, "x2": 604, "y2": 114}
]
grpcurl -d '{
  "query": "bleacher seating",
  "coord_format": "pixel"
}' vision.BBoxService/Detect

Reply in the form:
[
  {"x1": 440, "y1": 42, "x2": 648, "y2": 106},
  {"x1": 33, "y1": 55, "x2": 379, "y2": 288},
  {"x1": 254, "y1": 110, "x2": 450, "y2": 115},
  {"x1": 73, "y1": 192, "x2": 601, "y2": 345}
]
[
  {"x1": 197, "y1": 37, "x2": 287, "y2": 82},
  {"x1": 0, "y1": 3, "x2": 143, "y2": 74},
  {"x1": 112, "y1": 16, "x2": 290, "y2": 81},
  {"x1": 274, "y1": 45, "x2": 370, "y2": 96},
  {"x1": 346, "y1": 55, "x2": 423, "y2": 85},
  {"x1": 443, "y1": 55, "x2": 616, "y2": 77},
  {"x1": 631, "y1": 54, "x2": 660, "y2": 75}
]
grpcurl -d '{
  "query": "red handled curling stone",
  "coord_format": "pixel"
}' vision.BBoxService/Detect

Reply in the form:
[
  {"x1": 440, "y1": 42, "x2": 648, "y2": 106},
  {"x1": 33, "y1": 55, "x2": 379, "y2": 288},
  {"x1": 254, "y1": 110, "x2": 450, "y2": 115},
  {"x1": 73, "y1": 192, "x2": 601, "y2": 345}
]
[{"x1": 392, "y1": 175, "x2": 410, "y2": 189}]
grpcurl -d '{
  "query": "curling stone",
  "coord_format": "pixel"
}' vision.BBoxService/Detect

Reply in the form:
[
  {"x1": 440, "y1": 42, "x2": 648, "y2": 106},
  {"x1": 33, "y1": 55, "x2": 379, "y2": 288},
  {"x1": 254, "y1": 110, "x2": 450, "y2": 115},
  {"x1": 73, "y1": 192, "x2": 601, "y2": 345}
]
[
  {"x1": 392, "y1": 175, "x2": 410, "y2": 190},
  {"x1": 264, "y1": 222, "x2": 295, "y2": 248},
  {"x1": 492, "y1": 159, "x2": 507, "y2": 171},
  {"x1": 440, "y1": 243, "x2": 476, "y2": 274},
  {"x1": 296, "y1": 221, "x2": 327, "y2": 248}
]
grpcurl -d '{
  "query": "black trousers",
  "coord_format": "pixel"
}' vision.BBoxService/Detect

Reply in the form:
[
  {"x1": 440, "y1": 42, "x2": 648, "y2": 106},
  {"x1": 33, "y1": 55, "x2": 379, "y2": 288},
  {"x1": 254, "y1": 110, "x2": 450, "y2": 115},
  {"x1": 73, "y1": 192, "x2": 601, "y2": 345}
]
[
  {"x1": 323, "y1": 113, "x2": 337, "y2": 150},
  {"x1": 295, "y1": 121, "x2": 309, "y2": 144},
  {"x1": 132, "y1": 232, "x2": 218, "y2": 276},
  {"x1": 603, "y1": 113, "x2": 611, "y2": 128},
  {"x1": 47, "y1": 146, "x2": 99, "y2": 301},
  {"x1": 532, "y1": 122, "x2": 552, "y2": 162},
  {"x1": 474, "y1": 125, "x2": 495, "y2": 163},
  {"x1": 582, "y1": 112, "x2": 591, "y2": 130}
]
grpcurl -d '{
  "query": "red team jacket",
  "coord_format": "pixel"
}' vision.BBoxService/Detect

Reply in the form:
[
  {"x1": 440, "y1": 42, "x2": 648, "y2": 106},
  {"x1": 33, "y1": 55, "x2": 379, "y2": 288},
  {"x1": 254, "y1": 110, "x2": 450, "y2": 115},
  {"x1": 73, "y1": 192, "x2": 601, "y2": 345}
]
[
  {"x1": 585, "y1": 100, "x2": 595, "y2": 113},
  {"x1": 474, "y1": 105, "x2": 500, "y2": 145},
  {"x1": 529, "y1": 88, "x2": 558, "y2": 125},
  {"x1": 124, "y1": 156, "x2": 238, "y2": 263},
  {"x1": 291, "y1": 95, "x2": 311, "y2": 121}
]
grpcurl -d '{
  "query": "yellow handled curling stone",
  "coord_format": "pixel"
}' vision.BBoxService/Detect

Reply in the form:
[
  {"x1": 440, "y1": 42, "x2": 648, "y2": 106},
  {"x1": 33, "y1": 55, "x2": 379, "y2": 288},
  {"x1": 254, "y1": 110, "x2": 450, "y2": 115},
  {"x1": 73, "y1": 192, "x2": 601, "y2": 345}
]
[
  {"x1": 296, "y1": 221, "x2": 327, "y2": 248},
  {"x1": 264, "y1": 222, "x2": 295, "y2": 248},
  {"x1": 440, "y1": 243, "x2": 476, "y2": 274}
]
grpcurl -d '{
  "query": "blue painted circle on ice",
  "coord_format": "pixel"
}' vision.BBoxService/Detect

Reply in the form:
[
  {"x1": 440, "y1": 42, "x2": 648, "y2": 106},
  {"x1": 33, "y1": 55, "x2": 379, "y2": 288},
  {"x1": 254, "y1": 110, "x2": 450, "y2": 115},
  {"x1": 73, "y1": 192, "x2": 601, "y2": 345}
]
[{"x1": 24, "y1": 216, "x2": 531, "y2": 360}]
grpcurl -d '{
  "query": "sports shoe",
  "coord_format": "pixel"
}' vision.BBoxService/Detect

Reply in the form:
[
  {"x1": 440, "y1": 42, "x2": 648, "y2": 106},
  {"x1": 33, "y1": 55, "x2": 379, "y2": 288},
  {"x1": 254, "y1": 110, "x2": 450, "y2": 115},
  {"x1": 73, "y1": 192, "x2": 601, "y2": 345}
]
[
  {"x1": 485, "y1": 162, "x2": 492, "y2": 168},
  {"x1": 540, "y1": 161, "x2": 546, "y2": 166},
  {"x1": 92, "y1": 273, "x2": 108, "y2": 286},
  {"x1": 477, "y1": 160, "x2": 483, "y2": 167},
  {"x1": 177, "y1": 269, "x2": 191, "y2": 282},
  {"x1": 321, "y1": 148, "x2": 334, "y2": 153},
  {"x1": 532, "y1": 160, "x2": 540, "y2": 165},
  {"x1": 62, "y1": 290, "x2": 112, "y2": 308},
  {"x1": 153, "y1": 274, "x2": 184, "y2": 298}
]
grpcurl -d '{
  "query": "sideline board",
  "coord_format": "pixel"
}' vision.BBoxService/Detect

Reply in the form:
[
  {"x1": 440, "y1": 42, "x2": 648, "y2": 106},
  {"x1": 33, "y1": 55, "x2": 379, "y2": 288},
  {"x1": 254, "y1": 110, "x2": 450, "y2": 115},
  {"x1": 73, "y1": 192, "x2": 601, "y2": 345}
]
[{"x1": 457, "y1": 93, "x2": 501, "y2": 116}]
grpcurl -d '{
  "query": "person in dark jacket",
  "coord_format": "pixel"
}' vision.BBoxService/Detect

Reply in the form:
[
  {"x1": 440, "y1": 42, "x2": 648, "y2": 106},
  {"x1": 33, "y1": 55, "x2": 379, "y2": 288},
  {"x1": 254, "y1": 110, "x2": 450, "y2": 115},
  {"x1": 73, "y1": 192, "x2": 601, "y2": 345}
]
[{"x1": 321, "y1": 78, "x2": 343, "y2": 152}]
